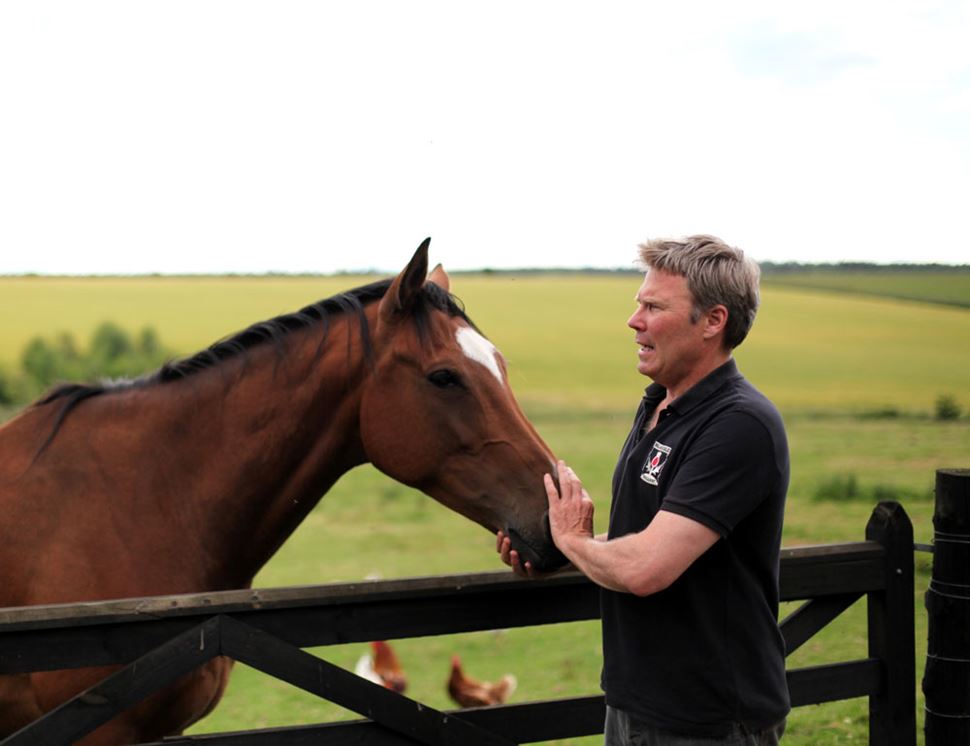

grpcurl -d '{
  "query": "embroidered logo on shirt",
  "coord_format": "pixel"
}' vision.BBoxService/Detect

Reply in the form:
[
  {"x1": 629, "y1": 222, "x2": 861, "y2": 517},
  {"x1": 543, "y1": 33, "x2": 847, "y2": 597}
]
[{"x1": 640, "y1": 440, "x2": 671, "y2": 485}]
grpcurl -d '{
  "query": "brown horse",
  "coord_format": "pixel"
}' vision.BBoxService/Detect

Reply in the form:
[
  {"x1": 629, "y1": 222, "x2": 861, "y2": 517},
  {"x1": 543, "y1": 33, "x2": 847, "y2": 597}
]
[{"x1": 0, "y1": 240, "x2": 564, "y2": 744}]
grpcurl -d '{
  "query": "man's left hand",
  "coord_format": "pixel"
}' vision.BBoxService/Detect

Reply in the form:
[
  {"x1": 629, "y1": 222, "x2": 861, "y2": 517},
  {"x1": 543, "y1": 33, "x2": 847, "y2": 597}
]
[{"x1": 544, "y1": 460, "x2": 595, "y2": 553}]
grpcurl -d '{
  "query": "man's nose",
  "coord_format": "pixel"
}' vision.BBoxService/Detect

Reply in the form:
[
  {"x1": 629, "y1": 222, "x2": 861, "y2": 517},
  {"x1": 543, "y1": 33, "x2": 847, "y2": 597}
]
[{"x1": 627, "y1": 310, "x2": 645, "y2": 330}]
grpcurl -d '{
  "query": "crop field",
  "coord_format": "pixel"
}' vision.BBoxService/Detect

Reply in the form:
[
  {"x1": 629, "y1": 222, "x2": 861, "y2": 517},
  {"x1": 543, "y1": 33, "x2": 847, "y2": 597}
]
[
  {"x1": 2, "y1": 273, "x2": 969, "y2": 416},
  {"x1": 1, "y1": 272, "x2": 968, "y2": 744},
  {"x1": 763, "y1": 269, "x2": 970, "y2": 309}
]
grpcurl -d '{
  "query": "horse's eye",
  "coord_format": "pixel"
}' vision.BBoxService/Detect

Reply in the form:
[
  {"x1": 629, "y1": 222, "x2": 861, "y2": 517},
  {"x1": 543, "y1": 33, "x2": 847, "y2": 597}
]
[{"x1": 427, "y1": 369, "x2": 463, "y2": 389}]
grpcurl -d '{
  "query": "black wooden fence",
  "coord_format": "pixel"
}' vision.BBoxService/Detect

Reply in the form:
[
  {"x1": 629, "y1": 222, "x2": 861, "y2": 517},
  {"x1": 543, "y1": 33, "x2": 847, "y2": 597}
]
[
  {"x1": 0, "y1": 500, "x2": 914, "y2": 745},
  {"x1": 922, "y1": 469, "x2": 970, "y2": 744}
]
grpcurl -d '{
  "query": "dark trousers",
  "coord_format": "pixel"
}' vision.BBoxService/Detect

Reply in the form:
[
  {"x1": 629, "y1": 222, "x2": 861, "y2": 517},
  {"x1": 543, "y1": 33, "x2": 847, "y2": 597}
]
[{"x1": 605, "y1": 706, "x2": 785, "y2": 745}]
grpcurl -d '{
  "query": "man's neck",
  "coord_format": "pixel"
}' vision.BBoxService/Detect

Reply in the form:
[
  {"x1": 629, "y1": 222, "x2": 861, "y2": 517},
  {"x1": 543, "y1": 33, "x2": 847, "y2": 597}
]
[{"x1": 660, "y1": 350, "x2": 732, "y2": 402}]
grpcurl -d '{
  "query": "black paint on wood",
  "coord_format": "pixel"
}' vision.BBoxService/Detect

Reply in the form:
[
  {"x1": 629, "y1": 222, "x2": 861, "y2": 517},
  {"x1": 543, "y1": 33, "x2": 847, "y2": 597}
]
[
  {"x1": 780, "y1": 593, "x2": 862, "y2": 656},
  {"x1": 3, "y1": 618, "x2": 220, "y2": 746},
  {"x1": 219, "y1": 616, "x2": 513, "y2": 746},
  {"x1": 923, "y1": 469, "x2": 970, "y2": 746},
  {"x1": 788, "y1": 659, "x2": 882, "y2": 706},
  {"x1": 866, "y1": 501, "x2": 916, "y2": 746},
  {"x1": 135, "y1": 696, "x2": 608, "y2": 745},
  {"x1": 0, "y1": 504, "x2": 923, "y2": 745}
]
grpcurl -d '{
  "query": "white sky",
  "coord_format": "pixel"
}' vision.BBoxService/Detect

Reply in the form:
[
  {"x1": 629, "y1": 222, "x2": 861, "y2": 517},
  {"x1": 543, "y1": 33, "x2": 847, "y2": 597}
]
[{"x1": 1, "y1": 1, "x2": 968, "y2": 274}]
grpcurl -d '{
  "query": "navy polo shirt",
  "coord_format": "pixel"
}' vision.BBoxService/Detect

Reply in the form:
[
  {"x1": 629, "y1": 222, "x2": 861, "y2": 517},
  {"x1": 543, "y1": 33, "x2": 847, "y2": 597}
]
[{"x1": 600, "y1": 359, "x2": 790, "y2": 737}]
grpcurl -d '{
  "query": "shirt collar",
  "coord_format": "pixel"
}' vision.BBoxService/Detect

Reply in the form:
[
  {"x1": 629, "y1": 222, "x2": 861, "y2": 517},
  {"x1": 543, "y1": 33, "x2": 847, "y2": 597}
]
[{"x1": 642, "y1": 358, "x2": 741, "y2": 416}]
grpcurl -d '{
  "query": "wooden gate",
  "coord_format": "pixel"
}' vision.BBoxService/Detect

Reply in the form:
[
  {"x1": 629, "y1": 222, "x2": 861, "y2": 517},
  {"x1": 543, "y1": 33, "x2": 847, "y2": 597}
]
[{"x1": 0, "y1": 501, "x2": 914, "y2": 745}]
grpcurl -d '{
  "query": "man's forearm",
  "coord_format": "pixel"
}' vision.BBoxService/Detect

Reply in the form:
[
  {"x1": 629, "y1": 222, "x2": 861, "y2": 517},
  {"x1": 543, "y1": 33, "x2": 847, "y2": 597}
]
[
  {"x1": 557, "y1": 532, "x2": 644, "y2": 594},
  {"x1": 556, "y1": 511, "x2": 720, "y2": 597}
]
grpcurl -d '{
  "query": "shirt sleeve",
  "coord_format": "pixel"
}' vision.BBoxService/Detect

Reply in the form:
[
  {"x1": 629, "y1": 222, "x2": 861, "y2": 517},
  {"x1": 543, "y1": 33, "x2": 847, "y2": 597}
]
[{"x1": 660, "y1": 410, "x2": 780, "y2": 536}]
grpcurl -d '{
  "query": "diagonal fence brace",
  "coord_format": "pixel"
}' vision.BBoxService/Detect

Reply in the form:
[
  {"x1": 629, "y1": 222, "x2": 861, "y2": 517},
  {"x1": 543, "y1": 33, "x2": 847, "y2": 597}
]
[
  {"x1": 2, "y1": 616, "x2": 222, "y2": 746},
  {"x1": 780, "y1": 592, "x2": 862, "y2": 656},
  {"x1": 219, "y1": 615, "x2": 516, "y2": 746},
  {"x1": 2, "y1": 615, "x2": 515, "y2": 746}
]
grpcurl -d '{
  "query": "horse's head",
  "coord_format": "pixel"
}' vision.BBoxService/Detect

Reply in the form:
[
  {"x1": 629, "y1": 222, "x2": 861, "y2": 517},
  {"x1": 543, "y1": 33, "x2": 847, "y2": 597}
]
[{"x1": 359, "y1": 239, "x2": 567, "y2": 572}]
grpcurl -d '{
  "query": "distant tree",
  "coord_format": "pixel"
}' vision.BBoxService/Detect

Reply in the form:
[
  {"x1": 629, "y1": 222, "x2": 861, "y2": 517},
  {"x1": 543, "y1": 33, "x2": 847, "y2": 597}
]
[
  {"x1": 90, "y1": 322, "x2": 134, "y2": 367},
  {"x1": 0, "y1": 366, "x2": 15, "y2": 406},
  {"x1": 935, "y1": 394, "x2": 962, "y2": 421},
  {"x1": 53, "y1": 332, "x2": 85, "y2": 382},
  {"x1": 138, "y1": 327, "x2": 161, "y2": 357},
  {"x1": 21, "y1": 338, "x2": 60, "y2": 388},
  {"x1": 9, "y1": 323, "x2": 174, "y2": 406}
]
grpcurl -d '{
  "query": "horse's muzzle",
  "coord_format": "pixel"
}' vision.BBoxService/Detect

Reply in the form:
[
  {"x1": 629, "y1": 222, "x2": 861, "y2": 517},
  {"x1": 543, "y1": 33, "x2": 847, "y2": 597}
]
[{"x1": 506, "y1": 515, "x2": 569, "y2": 572}]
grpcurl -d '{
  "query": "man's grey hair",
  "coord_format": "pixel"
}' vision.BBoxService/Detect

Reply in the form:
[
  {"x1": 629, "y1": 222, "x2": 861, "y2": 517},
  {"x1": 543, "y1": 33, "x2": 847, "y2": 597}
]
[{"x1": 637, "y1": 234, "x2": 760, "y2": 349}]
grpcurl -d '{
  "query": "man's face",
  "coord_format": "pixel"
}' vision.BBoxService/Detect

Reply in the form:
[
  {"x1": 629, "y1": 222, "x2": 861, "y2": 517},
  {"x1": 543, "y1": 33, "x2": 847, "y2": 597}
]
[{"x1": 626, "y1": 269, "x2": 706, "y2": 387}]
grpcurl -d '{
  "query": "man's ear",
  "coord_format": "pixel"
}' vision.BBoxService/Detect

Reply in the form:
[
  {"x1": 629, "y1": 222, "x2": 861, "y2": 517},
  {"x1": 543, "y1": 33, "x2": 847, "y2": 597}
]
[
  {"x1": 379, "y1": 238, "x2": 431, "y2": 323},
  {"x1": 702, "y1": 304, "x2": 729, "y2": 342},
  {"x1": 427, "y1": 263, "x2": 450, "y2": 292}
]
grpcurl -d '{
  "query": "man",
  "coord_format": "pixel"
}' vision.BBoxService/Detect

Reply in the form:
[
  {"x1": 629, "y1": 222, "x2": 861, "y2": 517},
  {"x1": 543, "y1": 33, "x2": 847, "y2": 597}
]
[{"x1": 498, "y1": 235, "x2": 790, "y2": 744}]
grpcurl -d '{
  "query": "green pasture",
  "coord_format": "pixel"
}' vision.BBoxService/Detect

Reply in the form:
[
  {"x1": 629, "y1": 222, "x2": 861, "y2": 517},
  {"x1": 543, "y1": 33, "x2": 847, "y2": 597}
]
[
  {"x1": 2, "y1": 274, "x2": 969, "y2": 416},
  {"x1": 1, "y1": 274, "x2": 968, "y2": 743},
  {"x1": 763, "y1": 269, "x2": 970, "y2": 309}
]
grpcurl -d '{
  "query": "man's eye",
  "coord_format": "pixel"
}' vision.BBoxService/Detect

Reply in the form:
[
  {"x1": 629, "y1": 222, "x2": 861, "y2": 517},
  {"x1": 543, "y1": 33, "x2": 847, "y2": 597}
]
[{"x1": 428, "y1": 369, "x2": 463, "y2": 388}]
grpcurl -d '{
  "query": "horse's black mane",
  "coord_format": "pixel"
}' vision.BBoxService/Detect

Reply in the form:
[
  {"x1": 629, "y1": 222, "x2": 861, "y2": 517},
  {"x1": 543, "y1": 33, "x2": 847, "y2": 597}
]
[{"x1": 34, "y1": 277, "x2": 472, "y2": 450}]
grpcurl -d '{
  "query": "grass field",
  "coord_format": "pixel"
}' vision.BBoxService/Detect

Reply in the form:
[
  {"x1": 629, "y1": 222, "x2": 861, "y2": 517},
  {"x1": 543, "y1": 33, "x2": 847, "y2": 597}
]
[
  {"x1": 1, "y1": 272, "x2": 968, "y2": 743},
  {"x1": 3, "y1": 274, "x2": 969, "y2": 416},
  {"x1": 763, "y1": 269, "x2": 970, "y2": 309}
]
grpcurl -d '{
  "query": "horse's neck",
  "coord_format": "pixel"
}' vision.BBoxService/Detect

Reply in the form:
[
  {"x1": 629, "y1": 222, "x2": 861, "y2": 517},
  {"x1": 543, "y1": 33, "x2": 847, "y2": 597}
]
[
  {"x1": 189, "y1": 319, "x2": 374, "y2": 586},
  {"x1": 76, "y1": 316, "x2": 369, "y2": 591}
]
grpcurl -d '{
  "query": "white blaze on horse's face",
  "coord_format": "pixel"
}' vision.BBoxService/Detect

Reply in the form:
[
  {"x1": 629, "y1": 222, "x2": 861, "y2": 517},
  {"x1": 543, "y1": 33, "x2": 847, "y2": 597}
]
[{"x1": 456, "y1": 327, "x2": 504, "y2": 385}]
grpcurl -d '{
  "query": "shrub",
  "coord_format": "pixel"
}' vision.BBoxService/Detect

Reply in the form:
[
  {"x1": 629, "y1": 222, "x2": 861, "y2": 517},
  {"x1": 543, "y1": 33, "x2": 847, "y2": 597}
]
[
  {"x1": 858, "y1": 406, "x2": 900, "y2": 420},
  {"x1": 871, "y1": 484, "x2": 900, "y2": 502},
  {"x1": 138, "y1": 327, "x2": 161, "y2": 357},
  {"x1": 934, "y1": 394, "x2": 961, "y2": 421},
  {"x1": 7, "y1": 323, "x2": 174, "y2": 407},
  {"x1": 812, "y1": 474, "x2": 933, "y2": 503},
  {"x1": 0, "y1": 366, "x2": 14, "y2": 406},
  {"x1": 89, "y1": 322, "x2": 134, "y2": 371},
  {"x1": 813, "y1": 473, "x2": 860, "y2": 501},
  {"x1": 21, "y1": 337, "x2": 60, "y2": 388}
]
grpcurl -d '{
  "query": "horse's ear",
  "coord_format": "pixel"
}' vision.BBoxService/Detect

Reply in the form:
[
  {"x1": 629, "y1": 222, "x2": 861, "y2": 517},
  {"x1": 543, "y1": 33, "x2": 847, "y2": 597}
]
[
  {"x1": 427, "y1": 263, "x2": 450, "y2": 292},
  {"x1": 380, "y1": 238, "x2": 431, "y2": 323}
]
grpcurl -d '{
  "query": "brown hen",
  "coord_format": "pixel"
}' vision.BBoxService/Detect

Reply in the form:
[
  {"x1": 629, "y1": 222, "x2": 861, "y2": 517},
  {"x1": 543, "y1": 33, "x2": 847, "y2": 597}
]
[
  {"x1": 354, "y1": 640, "x2": 407, "y2": 693},
  {"x1": 447, "y1": 655, "x2": 517, "y2": 708}
]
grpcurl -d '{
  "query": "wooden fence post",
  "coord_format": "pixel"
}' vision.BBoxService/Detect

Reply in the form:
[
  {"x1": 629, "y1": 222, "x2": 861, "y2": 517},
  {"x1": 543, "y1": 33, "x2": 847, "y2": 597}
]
[
  {"x1": 923, "y1": 468, "x2": 970, "y2": 745},
  {"x1": 866, "y1": 500, "x2": 915, "y2": 745}
]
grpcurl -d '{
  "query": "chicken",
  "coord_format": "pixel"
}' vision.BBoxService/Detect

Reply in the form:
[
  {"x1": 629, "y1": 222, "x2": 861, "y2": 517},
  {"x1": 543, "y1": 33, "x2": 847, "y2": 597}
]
[
  {"x1": 354, "y1": 640, "x2": 407, "y2": 693},
  {"x1": 446, "y1": 655, "x2": 517, "y2": 708}
]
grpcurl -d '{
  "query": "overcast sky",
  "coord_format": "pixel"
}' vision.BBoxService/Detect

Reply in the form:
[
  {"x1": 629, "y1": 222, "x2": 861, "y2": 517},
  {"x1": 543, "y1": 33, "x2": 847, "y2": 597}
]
[{"x1": 1, "y1": 1, "x2": 967, "y2": 274}]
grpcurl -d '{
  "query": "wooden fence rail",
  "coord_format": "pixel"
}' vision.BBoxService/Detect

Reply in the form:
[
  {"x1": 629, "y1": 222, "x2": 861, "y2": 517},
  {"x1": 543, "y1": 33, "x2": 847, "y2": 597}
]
[{"x1": 0, "y1": 501, "x2": 914, "y2": 745}]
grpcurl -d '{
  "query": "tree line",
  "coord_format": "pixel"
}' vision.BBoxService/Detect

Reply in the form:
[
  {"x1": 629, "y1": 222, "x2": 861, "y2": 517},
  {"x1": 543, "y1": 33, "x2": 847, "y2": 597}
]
[{"x1": 0, "y1": 322, "x2": 172, "y2": 408}]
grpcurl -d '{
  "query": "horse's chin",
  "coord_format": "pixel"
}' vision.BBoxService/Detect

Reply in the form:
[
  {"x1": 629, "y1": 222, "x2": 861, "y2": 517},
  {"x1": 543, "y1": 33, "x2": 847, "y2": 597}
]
[{"x1": 505, "y1": 525, "x2": 569, "y2": 573}]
